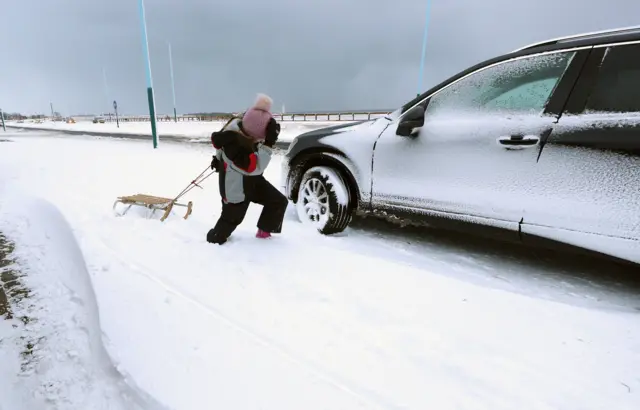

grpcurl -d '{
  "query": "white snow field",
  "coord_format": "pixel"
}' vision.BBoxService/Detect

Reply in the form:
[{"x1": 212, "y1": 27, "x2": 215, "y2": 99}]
[
  {"x1": 5, "y1": 118, "x2": 347, "y2": 143},
  {"x1": 0, "y1": 130, "x2": 639, "y2": 410}
]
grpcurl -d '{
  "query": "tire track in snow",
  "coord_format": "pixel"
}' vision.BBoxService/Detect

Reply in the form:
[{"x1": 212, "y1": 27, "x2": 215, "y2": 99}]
[{"x1": 93, "y1": 239, "x2": 391, "y2": 410}]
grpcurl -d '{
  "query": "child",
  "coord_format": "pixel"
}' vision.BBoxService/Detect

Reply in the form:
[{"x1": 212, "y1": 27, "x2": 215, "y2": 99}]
[{"x1": 207, "y1": 93, "x2": 288, "y2": 245}]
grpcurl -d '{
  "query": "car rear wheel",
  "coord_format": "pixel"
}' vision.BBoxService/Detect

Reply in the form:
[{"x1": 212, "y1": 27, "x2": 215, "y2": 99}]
[{"x1": 295, "y1": 166, "x2": 352, "y2": 234}]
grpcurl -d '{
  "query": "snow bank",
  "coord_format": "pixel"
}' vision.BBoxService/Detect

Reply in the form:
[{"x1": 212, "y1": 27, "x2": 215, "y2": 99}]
[{"x1": 0, "y1": 188, "x2": 166, "y2": 410}]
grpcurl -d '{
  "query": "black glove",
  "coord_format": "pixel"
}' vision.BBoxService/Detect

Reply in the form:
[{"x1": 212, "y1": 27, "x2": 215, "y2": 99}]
[
  {"x1": 264, "y1": 118, "x2": 280, "y2": 147},
  {"x1": 211, "y1": 155, "x2": 222, "y2": 172}
]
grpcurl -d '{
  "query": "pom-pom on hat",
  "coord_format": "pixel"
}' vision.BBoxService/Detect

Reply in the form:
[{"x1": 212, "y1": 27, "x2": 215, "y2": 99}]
[{"x1": 241, "y1": 93, "x2": 273, "y2": 141}]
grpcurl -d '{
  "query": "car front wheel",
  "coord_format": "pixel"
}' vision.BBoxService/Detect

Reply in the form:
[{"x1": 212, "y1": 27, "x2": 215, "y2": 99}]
[{"x1": 295, "y1": 166, "x2": 352, "y2": 234}]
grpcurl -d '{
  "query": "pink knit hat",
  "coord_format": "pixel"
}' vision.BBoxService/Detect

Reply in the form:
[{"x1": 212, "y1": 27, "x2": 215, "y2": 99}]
[{"x1": 241, "y1": 93, "x2": 273, "y2": 141}]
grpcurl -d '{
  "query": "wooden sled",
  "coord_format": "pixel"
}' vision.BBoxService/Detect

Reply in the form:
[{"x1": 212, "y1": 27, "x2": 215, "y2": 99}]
[
  {"x1": 113, "y1": 194, "x2": 193, "y2": 222},
  {"x1": 112, "y1": 165, "x2": 215, "y2": 222}
]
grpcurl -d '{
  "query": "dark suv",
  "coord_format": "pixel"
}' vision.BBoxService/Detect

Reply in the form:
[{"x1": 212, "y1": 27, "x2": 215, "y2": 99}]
[{"x1": 281, "y1": 26, "x2": 640, "y2": 266}]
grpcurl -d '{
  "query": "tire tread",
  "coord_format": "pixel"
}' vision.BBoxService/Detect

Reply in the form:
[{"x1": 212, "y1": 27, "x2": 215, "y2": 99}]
[{"x1": 297, "y1": 167, "x2": 353, "y2": 235}]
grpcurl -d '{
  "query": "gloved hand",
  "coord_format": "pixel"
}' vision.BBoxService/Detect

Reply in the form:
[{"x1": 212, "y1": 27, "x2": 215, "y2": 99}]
[
  {"x1": 264, "y1": 118, "x2": 280, "y2": 147},
  {"x1": 211, "y1": 155, "x2": 222, "y2": 172}
]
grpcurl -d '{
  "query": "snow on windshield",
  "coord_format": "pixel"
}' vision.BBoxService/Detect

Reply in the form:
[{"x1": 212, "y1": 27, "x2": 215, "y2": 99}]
[{"x1": 425, "y1": 51, "x2": 575, "y2": 118}]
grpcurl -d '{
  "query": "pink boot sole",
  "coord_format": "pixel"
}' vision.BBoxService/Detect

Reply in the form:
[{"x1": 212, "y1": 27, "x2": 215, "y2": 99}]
[{"x1": 256, "y1": 229, "x2": 272, "y2": 239}]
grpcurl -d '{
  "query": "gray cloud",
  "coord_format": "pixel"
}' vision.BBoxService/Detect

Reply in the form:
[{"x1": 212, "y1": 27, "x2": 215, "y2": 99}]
[{"x1": 1, "y1": 0, "x2": 639, "y2": 116}]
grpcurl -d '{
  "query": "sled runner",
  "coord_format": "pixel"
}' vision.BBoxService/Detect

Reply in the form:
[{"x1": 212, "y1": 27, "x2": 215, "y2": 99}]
[{"x1": 112, "y1": 165, "x2": 215, "y2": 222}]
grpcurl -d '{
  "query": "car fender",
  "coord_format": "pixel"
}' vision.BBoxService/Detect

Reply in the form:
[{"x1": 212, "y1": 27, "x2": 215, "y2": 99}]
[
  {"x1": 283, "y1": 118, "x2": 391, "y2": 210},
  {"x1": 287, "y1": 148, "x2": 364, "y2": 211}
]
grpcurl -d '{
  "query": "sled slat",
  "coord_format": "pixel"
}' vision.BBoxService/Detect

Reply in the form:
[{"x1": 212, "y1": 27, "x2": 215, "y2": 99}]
[{"x1": 117, "y1": 194, "x2": 173, "y2": 205}]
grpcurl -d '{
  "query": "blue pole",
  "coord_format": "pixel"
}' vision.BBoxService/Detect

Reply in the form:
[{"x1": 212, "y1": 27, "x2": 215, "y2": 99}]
[
  {"x1": 138, "y1": 0, "x2": 158, "y2": 148},
  {"x1": 417, "y1": 0, "x2": 432, "y2": 97}
]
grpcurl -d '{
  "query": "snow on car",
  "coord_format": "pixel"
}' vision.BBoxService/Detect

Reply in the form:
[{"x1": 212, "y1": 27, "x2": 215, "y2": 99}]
[{"x1": 281, "y1": 26, "x2": 640, "y2": 266}]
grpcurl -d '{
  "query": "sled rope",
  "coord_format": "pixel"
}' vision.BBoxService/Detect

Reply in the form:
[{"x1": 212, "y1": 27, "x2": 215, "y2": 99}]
[
  {"x1": 172, "y1": 165, "x2": 216, "y2": 202},
  {"x1": 155, "y1": 166, "x2": 214, "y2": 221}
]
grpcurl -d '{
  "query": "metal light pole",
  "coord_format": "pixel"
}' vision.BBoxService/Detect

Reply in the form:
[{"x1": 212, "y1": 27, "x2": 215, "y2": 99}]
[
  {"x1": 138, "y1": 0, "x2": 158, "y2": 148},
  {"x1": 50, "y1": 102, "x2": 55, "y2": 121},
  {"x1": 0, "y1": 109, "x2": 6, "y2": 132},
  {"x1": 168, "y1": 41, "x2": 177, "y2": 122},
  {"x1": 417, "y1": 0, "x2": 432, "y2": 97},
  {"x1": 113, "y1": 100, "x2": 120, "y2": 128}
]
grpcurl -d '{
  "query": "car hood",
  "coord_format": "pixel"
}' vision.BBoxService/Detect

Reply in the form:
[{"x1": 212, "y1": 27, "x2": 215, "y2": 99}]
[{"x1": 294, "y1": 119, "x2": 373, "y2": 140}]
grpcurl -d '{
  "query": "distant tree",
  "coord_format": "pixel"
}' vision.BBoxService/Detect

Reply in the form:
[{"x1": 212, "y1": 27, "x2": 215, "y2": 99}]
[{"x1": 0, "y1": 112, "x2": 27, "y2": 120}]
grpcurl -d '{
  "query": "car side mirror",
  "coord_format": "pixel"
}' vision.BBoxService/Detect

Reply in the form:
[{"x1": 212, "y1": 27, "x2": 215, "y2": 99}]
[{"x1": 396, "y1": 105, "x2": 425, "y2": 137}]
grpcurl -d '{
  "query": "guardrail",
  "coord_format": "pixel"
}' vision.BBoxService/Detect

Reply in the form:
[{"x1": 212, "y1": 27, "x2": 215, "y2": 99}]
[{"x1": 91, "y1": 111, "x2": 391, "y2": 123}]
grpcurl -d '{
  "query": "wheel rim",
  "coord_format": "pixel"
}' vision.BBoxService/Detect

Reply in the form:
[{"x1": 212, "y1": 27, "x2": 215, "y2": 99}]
[{"x1": 299, "y1": 178, "x2": 330, "y2": 225}]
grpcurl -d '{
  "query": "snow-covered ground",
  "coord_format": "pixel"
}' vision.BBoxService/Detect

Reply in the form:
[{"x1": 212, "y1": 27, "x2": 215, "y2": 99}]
[
  {"x1": 5, "y1": 118, "x2": 349, "y2": 143},
  {"x1": 0, "y1": 130, "x2": 639, "y2": 410},
  {"x1": 0, "y1": 194, "x2": 166, "y2": 410}
]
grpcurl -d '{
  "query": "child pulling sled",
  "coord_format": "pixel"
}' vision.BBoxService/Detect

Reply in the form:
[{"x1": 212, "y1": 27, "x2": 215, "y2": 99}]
[{"x1": 207, "y1": 94, "x2": 288, "y2": 245}]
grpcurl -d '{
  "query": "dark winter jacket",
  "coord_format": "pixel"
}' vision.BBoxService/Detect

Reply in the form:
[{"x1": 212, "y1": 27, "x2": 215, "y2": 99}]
[{"x1": 211, "y1": 118, "x2": 274, "y2": 204}]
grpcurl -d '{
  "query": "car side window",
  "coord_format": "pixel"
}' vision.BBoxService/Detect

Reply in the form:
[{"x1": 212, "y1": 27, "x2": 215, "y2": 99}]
[
  {"x1": 585, "y1": 43, "x2": 640, "y2": 113},
  {"x1": 425, "y1": 51, "x2": 576, "y2": 117}
]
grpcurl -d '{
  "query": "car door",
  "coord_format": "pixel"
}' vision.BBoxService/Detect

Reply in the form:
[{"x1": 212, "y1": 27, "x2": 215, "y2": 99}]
[
  {"x1": 371, "y1": 48, "x2": 587, "y2": 232},
  {"x1": 521, "y1": 42, "x2": 640, "y2": 262}
]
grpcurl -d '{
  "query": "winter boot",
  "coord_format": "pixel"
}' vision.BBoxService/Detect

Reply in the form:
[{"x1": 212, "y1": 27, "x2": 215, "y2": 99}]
[
  {"x1": 207, "y1": 229, "x2": 228, "y2": 245},
  {"x1": 256, "y1": 229, "x2": 271, "y2": 239}
]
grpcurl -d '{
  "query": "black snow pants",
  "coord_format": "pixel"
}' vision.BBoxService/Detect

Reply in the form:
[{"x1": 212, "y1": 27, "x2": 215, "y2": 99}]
[{"x1": 207, "y1": 175, "x2": 288, "y2": 244}]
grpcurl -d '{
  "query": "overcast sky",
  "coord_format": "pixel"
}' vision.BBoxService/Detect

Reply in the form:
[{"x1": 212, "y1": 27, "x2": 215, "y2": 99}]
[{"x1": 1, "y1": 0, "x2": 639, "y2": 116}]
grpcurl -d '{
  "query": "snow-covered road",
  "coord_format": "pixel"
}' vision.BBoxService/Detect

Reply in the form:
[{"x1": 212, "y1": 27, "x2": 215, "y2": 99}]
[
  {"x1": 1, "y1": 130, "x2": 639, "y2": 410},
  {"x1": 4, "y1": 118, "x2": 343, "y2": 145}
]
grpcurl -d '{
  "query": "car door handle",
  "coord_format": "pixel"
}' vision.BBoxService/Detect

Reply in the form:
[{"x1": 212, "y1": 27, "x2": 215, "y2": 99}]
[{"x1": 496, "y1": 135, "x2": 540, "y2": 149}]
